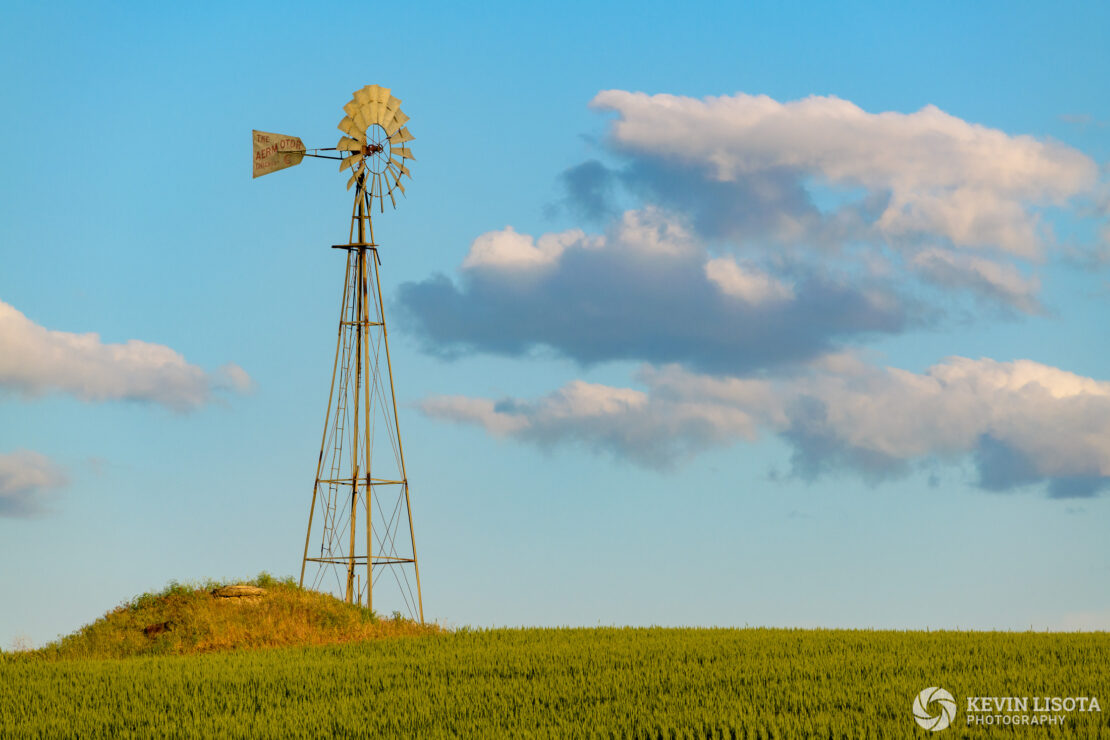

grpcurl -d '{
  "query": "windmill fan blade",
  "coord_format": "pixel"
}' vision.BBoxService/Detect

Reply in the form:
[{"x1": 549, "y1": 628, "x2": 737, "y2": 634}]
[
  {"x1": 354, "y1": 86, "x2": 385, "y2": 128},
  {"x1": 363, "y1": 101, "x2": 378, "y2": 126},
  {"x1": 347, "y1": 168, "x2": 365, "y2": 191},
  {"x1": 385, "y1": 163, "x2": 406, "y2": 194},
  {"x1": 358, "y1": 103, "x2": 379, "y2": 130},
  {"x1": 390, "y1": 158, "x2": 411, "y2": 178},
  {"x1": 352, "y1": 88, "x2": 375, "y2": 122},
  {"x1": 379, "y1": 97, "x2": 401, "y2": 126},
  {"x1": 339, "y1": 153, "x2": 363, "y2": 172},
  {"x1": 384, "y1": 110, "x2": 410, "y2": 135},
  {"x1": 391, "y1": 146, "x2": 415, "y2": 161},
  {"x1": 373, "y1": 97, "x2": 391, "y2": 125},
  {"x1": 337, "y1": 136, "x2": 362, "y2": 151},
  {"x1": 385, "y1": 165, "x2": 402, "y2": 191},
  {"x1": 365, "y1": 84, "x2": 390, "y2": 103},
  {"x1": 389, "y1": 127, "x2": 414, "y2": 145},
  {"x1": 352, "y1": 108, "x2": 372, "y2": 134},
  {"x1": 338, "y1": 116, "x2": 362, "y2": 138},
  {"x1": 364, "y1": 86, "x2": 391, "y2": 123}
]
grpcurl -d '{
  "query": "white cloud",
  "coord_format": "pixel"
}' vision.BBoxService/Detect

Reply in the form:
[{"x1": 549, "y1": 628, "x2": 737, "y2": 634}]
[
  {"x1": 0, "y1": 450, "x2": 67, "y2": 517},
  {"x1": 422, "y1": 378, "x2": 761, "y2": 466},
  {"x1": 609, "y1": 206, "x2": 699, "y2": 257},
  {"x1": 779, "y1": 358, "x2": 1110, "y2": 487},
  {"x1": 928, "y1": 356, "x2": 1110, "y2": 400},
  {"x1": 462, "y1": 226, "x2": 599, "y2": 275},
  {"x1": 705, "y1": 257, "x2": 795, "y2": 304},
  {"x1": 591, "y1": 90, "x2": 1098, "y2": 256},
  {"x1": 459, "y1": 208, "x2": 690, "y2": 278},
  {"x1": 0, "y1": 299, "x2": 252, "y2": 411},
  {"x1": 399, "y1": 208, "x2": 906, "y2": 373},
  {"x1": 403, "y1": 92, "x2": 1109, "y2": 369},
  {"x1": 421, "y1": 357, "x2": 1110, "y2": 496},
  {"x1": 418, "y1": 396, "x2": 529, "y2": 435}
]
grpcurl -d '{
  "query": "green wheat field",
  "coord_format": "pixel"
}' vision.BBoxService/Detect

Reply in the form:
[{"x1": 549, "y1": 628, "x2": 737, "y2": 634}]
[{"x1": 2, "y1": 581, "x2": 1107, "y2": 738}]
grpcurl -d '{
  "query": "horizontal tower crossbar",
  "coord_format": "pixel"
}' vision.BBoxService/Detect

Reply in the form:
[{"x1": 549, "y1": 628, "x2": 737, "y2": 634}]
[
  {"x1": 315, "y1": 477, "x2": 406, "y2": 485},
  {"x1": 304, "y1": 556, "x2": 417, "y2": 565}
]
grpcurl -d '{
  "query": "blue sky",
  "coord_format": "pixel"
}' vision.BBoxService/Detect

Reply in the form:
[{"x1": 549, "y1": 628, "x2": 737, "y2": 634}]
[{"x1": 2, "y1": 1, "x2": 1109, "y2": 646}]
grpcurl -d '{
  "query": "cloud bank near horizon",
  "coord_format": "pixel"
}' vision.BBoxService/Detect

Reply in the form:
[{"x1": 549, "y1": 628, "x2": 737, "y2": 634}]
[{"x1": 422, "y1": 356, "x2": 1110, "y2": 497}]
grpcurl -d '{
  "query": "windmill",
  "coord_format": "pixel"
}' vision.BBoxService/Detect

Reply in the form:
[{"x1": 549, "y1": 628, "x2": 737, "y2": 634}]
[{"x1": 252, "y1": 85, "x2": 423, "y2": 622}]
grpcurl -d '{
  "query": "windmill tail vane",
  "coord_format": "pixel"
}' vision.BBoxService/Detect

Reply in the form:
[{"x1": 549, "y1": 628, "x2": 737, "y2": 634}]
[
  {"x1": 251, "y1": 85, "x2": 422, "y2": 623},
  {"x1": 252, "y1": 130, "x2": 346, "y2": 177}
]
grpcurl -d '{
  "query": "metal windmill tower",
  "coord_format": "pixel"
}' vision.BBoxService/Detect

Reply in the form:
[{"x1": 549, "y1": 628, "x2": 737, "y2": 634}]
[{"x1": 252, "y1": 85, "x2": 423, "y2": 622}]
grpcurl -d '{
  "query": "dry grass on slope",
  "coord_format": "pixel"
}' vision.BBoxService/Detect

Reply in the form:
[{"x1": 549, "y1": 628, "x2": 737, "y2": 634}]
[{"x1": 31, "y1": 574, "x2": 438, "y2": 660}]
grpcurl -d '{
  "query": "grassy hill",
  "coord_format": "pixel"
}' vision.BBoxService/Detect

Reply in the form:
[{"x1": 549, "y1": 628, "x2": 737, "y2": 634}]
[{"x1": 27, "y1": 574, "x2": 436, "y2": 660}]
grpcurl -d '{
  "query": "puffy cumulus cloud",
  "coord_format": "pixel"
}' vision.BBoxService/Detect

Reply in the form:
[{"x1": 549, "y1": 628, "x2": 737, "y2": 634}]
[
  {"x1": 0, "y1": 299, "x2": 253, "y2": 411},
  {"x1": 0, "y1": 450, "x2": 67, "y2": 517},
  {"x1": 778, "y1": 358, "x2": 1110, "y2": 495},
  {"x1": 420, "y1": 357, "x2": 1110, "y2": 497},
  {"x1": 461, "y1": 226, "x2": 601, "y2": 276},
  {"x1": 591, "y1": 90, "x2": 1098, "y2": 258},
  {"x1": 398, "y1": 208, "x2": 907, "y2": 373}
]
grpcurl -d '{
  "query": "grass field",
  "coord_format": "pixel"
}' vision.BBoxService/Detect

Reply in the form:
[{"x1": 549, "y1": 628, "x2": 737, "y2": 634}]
[{"x1": 3, "y1": 626, "x2": 1108, "y2": 738}]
